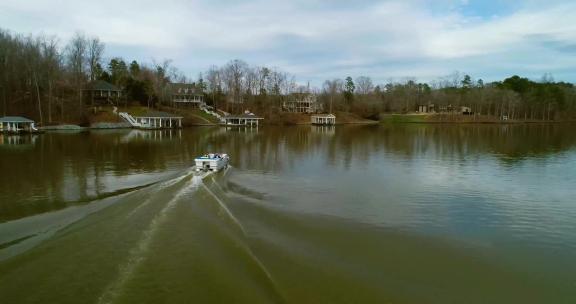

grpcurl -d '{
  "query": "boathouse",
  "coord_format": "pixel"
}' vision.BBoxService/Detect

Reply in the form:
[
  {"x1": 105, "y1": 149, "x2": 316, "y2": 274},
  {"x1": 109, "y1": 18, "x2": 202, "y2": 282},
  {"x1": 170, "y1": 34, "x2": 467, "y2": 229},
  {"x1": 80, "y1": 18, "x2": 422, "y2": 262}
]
[
  {"x1": 85, "y1": 80, "x2": 122, "y2": 105},
  {"x1": 222, "y1": 112, "x2": 263, "y2": 127},
  {"x1": 0, "y1": 116, "x2": 37, "y2": 133},
  {"x1": 171, "y1": 83, "x2": 205, "y2": 108},
  {"x1": 311, "y1": 114, "x2": 336, "y2": 125},
  {"x1": 133, "y1": 111, "x2": 183, "y2": 129}
]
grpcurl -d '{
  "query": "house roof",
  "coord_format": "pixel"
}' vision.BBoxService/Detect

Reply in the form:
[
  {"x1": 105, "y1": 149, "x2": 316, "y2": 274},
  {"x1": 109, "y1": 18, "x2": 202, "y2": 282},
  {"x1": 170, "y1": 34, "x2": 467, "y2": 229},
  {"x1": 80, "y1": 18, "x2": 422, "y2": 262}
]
[
  {"x1": 287, "y1": 92, "x2": 316, "y2": 102},
  {"x1": 224, "y1": 113, "x2": 263, "y2": 119},
  {"x1": 134, "y1": 111, "x2": 183, "y2": 118},
  {"x1": 171, "y1": 83, "x2": 202, "y2": 95},
  {"x1": 87, "y1": 80, "x2": 121, "y2": 91},
  {"x1": 0, "y1": 116, "x2": 34, "y2": 123},
  {"x1": 170, "y1": 83, "x2": 194, "y2": 89},
  {"x1": 312, "y1": 114, "x2": 336, "y2": 118}
]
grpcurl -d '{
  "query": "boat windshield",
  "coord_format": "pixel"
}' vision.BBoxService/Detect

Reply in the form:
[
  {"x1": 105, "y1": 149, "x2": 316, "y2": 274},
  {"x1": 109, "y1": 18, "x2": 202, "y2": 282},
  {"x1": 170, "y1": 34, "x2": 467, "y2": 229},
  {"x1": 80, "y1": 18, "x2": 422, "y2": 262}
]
[{"x1": 197, "y1": 153, "x2": 223, "y2": 159}]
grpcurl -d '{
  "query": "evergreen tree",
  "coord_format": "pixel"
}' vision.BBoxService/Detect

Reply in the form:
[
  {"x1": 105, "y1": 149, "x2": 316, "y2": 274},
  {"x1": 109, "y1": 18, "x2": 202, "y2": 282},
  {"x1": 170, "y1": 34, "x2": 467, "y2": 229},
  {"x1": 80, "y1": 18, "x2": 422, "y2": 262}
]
[
  {"x1": 108, "y1": 58, "x2": 128, "y2": 86},
  {"x1": 129, "y1": 60, "x2": 140, "y2": 78},
  {"x1": 344, "y1": 76, "x2": 355, "y2": 104}
]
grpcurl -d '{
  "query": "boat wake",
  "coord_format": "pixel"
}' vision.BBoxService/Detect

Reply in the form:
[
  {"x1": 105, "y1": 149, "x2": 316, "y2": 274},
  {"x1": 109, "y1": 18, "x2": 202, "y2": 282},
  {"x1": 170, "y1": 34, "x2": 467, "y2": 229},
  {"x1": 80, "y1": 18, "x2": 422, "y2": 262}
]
[
  {"x1": 0, "y1": 166, "x2": 285, "y2": 303},
  {"x1": 98, "y1": 174, "x2": 201, "y2": 304},
  {"x1": 0, "y1": 169, "x2": 192, "y2": 261}
]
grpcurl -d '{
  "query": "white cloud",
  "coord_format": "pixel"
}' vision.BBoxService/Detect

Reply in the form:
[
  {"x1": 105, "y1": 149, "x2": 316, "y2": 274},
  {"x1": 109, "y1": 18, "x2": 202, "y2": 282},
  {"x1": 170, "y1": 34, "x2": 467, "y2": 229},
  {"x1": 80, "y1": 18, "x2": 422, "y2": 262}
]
[
  {"x1": 424, "y1": 3, "x2": 576, "y2": 58},
  {"x1": 1, "y1": 0, "x2": 575, "y2": 84}
]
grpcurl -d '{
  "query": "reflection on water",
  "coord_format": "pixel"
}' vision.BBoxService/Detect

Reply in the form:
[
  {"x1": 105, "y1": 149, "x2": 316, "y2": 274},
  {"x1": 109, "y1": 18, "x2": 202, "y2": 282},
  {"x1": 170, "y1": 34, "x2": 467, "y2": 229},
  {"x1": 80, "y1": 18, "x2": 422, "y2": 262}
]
[
  {"x1": 1, "y1": 124, "x2": 576, "y2": 303},
  {"x1": 118, "y1": 129, "x2": 183, "y2": 143},
  {"x1": 0, "y1": 134, "x2": 39, "y2": 146},
  {"x1": 2, "y1": 124, "x2": 576, "y2": 226}
]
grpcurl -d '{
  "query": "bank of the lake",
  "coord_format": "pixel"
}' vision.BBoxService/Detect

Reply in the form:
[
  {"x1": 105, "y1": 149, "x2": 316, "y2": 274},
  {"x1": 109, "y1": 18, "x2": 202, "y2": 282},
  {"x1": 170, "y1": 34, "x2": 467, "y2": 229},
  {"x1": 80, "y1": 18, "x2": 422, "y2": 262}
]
[
  {"x1": 23, "y1": 104, "x2": 576, "y2": 130},
  {"x1": 380, "y1": 113, "x2": 576, "y2": 124},
  {"x1": 37, "y1": 107, "x2": 378, "y2": 129}
]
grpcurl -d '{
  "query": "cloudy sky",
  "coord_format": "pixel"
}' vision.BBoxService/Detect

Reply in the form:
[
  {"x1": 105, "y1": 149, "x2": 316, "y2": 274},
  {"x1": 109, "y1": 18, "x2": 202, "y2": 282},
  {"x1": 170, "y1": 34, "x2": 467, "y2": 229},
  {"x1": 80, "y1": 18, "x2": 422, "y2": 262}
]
[{"x1": 2, "y1": 0, "x2": 575, "y2": 85}]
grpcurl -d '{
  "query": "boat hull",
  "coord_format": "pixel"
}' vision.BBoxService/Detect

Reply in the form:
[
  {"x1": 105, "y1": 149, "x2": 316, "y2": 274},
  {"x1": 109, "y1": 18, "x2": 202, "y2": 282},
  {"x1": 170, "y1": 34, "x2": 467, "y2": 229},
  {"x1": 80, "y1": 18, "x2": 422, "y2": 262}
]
[{"x1": 194, "y1": 155, "x2": 229, "y2": 172}]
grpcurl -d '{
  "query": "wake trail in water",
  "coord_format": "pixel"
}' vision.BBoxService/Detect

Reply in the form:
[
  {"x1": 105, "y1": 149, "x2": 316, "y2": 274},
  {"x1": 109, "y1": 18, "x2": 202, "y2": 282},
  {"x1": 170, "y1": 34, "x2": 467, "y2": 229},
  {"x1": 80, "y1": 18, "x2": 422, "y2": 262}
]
[
  {"x1": 0, "y1": 168, "x2": 195, "y2": 261},
  {"x1": 125, "y1": 168, "x2": 197, "y2": 219},
  {"x1": 97, "y1": 167, "x2": 284, "y2": 304},
  {"x1": 202, "y1": 183, "x2": 247, "y2": 235},
  {"x1": 97, "y1": 171, "x2": 207, "y2": 304},
  {"x1": 202, "y1": 182, "x2": 287, "y2": 304}
]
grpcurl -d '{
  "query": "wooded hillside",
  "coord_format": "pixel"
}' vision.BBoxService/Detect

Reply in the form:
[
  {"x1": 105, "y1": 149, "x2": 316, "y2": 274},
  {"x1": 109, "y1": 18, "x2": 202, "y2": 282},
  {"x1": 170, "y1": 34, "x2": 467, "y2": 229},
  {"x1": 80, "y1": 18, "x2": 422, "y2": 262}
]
[{"x1": 1, "y1": 28, "x2": 575, "y2": 125}]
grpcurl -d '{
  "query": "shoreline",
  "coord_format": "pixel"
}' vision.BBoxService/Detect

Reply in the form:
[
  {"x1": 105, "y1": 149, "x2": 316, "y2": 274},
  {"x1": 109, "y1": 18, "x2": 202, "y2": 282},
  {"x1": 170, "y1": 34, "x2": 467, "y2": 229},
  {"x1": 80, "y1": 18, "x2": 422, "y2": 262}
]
[
  {"x1": 379, "y1": 113, "x2": 576, "y2": 125},
  {"x1": 32, "y1": 121, "x2": 576, "y2": 131},
  {"x1": 25, "y1": 117, "x2": 576, "y2": 132},
  {"x1": 28, "y1": 108, "x2": 576, "y2": 131},
  {"x1": 381, "y1": 120, "x2": 576, "y2": 125}
]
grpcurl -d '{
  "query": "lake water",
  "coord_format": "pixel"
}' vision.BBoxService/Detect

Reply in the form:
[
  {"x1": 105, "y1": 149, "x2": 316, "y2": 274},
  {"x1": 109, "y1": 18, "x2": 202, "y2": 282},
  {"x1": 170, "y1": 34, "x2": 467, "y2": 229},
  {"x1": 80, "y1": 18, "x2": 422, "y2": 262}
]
[{"x1": 1, "y1": 125, "x2": 575, "y2": 303}]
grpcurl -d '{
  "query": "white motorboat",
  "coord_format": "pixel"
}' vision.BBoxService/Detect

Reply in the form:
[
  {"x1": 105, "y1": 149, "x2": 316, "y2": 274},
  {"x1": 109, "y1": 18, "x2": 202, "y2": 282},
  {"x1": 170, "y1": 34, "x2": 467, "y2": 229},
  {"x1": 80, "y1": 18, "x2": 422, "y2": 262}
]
[{"x1": 194, "y1": 153, "x2": 230, "y2": 172}]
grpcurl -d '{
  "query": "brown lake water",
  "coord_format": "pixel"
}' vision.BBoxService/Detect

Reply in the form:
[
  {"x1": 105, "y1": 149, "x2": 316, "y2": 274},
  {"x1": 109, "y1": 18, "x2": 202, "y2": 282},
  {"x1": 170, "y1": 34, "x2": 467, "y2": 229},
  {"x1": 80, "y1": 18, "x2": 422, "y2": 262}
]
[{"x1": 1, "y1": 124, "x2": 575, "y2": 303}]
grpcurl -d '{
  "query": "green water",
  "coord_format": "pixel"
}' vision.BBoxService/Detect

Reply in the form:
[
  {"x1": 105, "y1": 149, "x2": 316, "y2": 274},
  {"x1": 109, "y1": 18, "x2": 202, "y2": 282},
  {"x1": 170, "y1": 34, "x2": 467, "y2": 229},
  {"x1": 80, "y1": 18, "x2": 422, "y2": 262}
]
[{"x1": 0, "y1": 125, "x2": 575, "y2": 303}]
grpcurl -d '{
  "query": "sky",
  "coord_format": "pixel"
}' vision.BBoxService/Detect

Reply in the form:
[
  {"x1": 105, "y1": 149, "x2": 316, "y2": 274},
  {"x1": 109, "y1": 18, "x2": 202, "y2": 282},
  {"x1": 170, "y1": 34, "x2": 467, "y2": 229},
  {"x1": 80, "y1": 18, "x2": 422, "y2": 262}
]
[{"x1": 1, "y1": 0, "x2": 576, "y2": 86}]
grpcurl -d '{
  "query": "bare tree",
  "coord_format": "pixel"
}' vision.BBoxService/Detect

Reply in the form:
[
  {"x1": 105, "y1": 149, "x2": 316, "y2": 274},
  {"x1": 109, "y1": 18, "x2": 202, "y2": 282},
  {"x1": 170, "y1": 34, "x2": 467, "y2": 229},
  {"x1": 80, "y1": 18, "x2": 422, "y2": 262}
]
[
  {"x1": 245, "y1": 66, "x2": 258, "y2": 96},
  {"x1": 355, "y1": 76, "x2": 374, "y2": 95},
  {"x1": 41, "y1": 36, "x2": 60, "y2": 123},
  {"x1": 223, "y1": 59, "x2": 248, "y2": 110},
  {"x1": 268, "y1": 69, "x2": 286, "y2": 96},
  {"x1": 151, "y1": 59, "x2": 179, "y2": 105},
  {"x1": 257, "y1": 67, "x2": 270, "y2": 95},
  {"x1": 65, "y1": 32, "x2": 88, "y2": 111},
  {"x1": 23, "y1": 37, "x2": 44, "y2": 125},
  {"x1": 323, "y1": 79, "x2": 343, "y2": 113},
  {"x1": 87, "y1": 37, "x2": 104, "y2": 82}
]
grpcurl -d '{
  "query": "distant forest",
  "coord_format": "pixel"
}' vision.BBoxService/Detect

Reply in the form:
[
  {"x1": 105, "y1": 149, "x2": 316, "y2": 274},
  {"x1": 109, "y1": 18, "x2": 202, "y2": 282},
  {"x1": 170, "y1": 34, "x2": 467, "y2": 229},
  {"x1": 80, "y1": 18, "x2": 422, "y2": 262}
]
[{"x1": 1, "y1": 28, "x2": 575, "y2": 124}]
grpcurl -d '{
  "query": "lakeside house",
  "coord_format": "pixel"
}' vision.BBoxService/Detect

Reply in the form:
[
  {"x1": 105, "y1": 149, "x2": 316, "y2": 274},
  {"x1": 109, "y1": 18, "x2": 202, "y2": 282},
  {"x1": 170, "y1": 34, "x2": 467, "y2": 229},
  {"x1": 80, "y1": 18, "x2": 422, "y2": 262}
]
[
  {"x1": 171, "y1": 83, "x2": 205, "y2": 108},
  {"x1": 311, "y1": 114, "x2": 336, "y2": 125},
  {"x1": 132, "y1": 111, "x2": 183, "y2": 129},
  {"x1": 417, "y1": 104, "x2": 435, "y2": 113},
  {"x1": 0, "y1": 116, "x2": 37, "y2": 133},
  {"x1": 85, "y1": 80, "x2": 122, "y2": 105},
  {"x1": 222, "y1": 111, "x2": 263, "y2": 127},
  {"x1": 283, "y1": 93, "x2": 322, "y2": 113},
  {"x1": 417, "y1": 104, "x2": 473, "y2": 115}
]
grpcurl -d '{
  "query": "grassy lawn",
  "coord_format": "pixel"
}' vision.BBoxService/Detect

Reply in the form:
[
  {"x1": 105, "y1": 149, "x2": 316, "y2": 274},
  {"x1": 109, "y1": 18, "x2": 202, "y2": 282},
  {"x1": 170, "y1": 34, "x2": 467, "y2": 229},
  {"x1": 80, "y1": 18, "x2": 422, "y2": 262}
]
[
  {"x1": 191, "y1": 109, "x2": 220, "y2": 123},
  {"x1": 121, "y1": 106, "x2": 150, "y2": 117}
]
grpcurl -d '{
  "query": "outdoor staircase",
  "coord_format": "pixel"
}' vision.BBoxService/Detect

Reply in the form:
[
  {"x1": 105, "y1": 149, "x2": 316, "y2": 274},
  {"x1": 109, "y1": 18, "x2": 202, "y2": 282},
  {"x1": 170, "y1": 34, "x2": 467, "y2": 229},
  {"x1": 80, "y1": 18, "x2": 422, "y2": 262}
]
[
  {"x1": 119, "y1": 112, "x2": 142, "y2": 127},
  {"x1": 120, "y1": 107, "x2": 226, "y2": 127},
  {"x1": 200, "y1": 105, "x2": 226, "y2": 123}
]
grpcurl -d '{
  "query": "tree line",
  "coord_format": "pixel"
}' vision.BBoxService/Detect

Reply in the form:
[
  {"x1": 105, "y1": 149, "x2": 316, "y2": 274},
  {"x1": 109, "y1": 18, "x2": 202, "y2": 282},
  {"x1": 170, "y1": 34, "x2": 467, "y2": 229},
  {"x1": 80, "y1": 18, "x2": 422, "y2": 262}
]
[
  {"x1": 320, "y1": 72, "x2": 576, "y2": 121},
  {"x1": 1, "y1": 28, "x2": 575, "y2": 125},
  {"x1": 0, "y1": 29, "x2": 187, "y2": 124}
]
